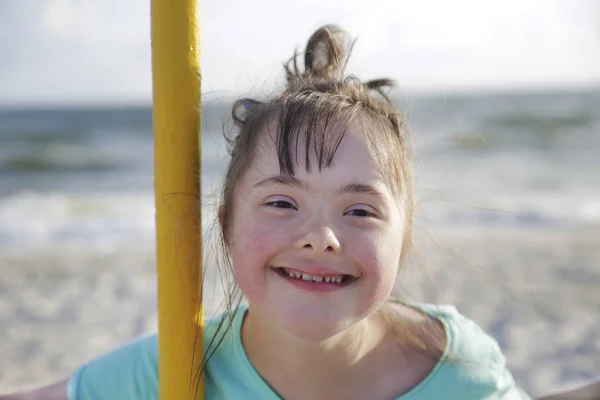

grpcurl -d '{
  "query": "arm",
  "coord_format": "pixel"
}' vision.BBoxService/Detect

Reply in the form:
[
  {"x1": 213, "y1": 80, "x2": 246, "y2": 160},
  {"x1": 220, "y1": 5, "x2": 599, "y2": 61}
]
[
  {"x1": 0, "y1": 381, "x2": 67, "y2": 400},
  {"x1": 536, "y1": 379, "x2": 600, "y2": 400}
]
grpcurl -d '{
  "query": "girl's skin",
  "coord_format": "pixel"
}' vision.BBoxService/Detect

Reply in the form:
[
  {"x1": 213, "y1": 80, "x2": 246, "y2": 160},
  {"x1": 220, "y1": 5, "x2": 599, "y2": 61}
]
[
  {"x1": 0, "y1": 382, "x2": 66, "y2": 400},
  {"x1": 2, "y1": 23, "x2": 599, "y2": 400},
  {"x1": 2, "y1": 119, "x2": 600, "y2": 400},
  {"x1": 232, "y1": 121, "x2": 443, "y2": 399}
]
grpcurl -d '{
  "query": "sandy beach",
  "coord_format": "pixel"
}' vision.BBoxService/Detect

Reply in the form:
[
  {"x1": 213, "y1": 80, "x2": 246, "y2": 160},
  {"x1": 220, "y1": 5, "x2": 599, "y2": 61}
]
[{"x1": 1, "y1": 225, "x2": 599, "y2": 398}]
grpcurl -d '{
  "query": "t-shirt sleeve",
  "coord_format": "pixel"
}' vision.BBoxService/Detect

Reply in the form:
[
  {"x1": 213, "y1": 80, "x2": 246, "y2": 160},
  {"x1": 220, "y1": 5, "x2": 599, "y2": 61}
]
[
  {"x1": 67, "y1": 334, "x2": 159, "y2": 400},
  {"x1": 416, "y1": 304, "x2": 531, "y2": 400},
  {"x1": 445, "y1": 309, "x2": 532, "y2": 400}
]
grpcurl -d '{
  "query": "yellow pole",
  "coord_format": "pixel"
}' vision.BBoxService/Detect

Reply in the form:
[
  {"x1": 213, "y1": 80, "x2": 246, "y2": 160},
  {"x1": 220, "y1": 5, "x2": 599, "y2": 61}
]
[{"x1": 150, "y1": 0, "x2": 203, "y2": 399}]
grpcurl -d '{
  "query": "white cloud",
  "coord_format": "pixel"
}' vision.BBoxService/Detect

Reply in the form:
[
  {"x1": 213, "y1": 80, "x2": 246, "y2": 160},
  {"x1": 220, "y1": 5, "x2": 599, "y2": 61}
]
[
  {"x1": 0, "y1": 0, "x2": 599, "y2": 105},
  {"x1": 0, "y1": 0, "x2": 152, "y2": 104}
]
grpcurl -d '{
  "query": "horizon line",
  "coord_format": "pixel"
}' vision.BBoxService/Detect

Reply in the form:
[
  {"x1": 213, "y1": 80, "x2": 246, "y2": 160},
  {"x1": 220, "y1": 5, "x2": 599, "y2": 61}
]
[{"x1": 2, "y1": 83, "x2": 600, "y2": 111}]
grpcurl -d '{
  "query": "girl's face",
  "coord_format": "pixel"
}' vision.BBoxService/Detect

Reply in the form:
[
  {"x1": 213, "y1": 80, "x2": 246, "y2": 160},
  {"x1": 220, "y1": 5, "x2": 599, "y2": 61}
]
[{"x1": 228, "y1": 122, "x2": 405, "y2": 341}]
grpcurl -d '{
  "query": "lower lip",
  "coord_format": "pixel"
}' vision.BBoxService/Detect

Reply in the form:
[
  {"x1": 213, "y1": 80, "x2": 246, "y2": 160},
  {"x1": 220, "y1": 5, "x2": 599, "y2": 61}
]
[{"x1": 274, "y1": 268, "x2": 355, "y2": 293}]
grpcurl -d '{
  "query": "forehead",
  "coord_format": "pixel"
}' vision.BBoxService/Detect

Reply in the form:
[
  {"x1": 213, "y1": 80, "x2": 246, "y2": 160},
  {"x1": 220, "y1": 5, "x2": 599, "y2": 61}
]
[{"x1": 253, "y1": 118, "x2": 379, "y2": 178}]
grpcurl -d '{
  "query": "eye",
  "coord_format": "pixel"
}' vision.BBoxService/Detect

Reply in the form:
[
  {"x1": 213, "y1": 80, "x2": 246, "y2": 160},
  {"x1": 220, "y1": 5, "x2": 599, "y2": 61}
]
[
  {"x1": 345, "y1": 207, "x2": 375, "y2": 218},
  {"x1": 266, "y1": 200, "x2": 297, "y2": 210}
]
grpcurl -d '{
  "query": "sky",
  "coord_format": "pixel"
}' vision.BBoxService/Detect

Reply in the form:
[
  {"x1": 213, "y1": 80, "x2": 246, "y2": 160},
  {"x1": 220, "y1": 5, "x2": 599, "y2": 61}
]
[{"x1": 0, "y1": 0, "x2": 599, "y2": 106}]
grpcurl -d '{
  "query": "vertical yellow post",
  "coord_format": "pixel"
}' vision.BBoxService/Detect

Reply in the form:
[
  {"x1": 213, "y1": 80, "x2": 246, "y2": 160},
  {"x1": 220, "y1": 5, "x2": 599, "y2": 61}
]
[{"x1": 150, "y1": 0, "x2": 203, "y2": 399}]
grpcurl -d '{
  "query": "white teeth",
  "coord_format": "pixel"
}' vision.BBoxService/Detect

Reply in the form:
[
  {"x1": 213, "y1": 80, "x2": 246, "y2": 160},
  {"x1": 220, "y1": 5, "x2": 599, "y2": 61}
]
[{"x1": 283, "y1": 268, "x2": 346, "y2": 283}]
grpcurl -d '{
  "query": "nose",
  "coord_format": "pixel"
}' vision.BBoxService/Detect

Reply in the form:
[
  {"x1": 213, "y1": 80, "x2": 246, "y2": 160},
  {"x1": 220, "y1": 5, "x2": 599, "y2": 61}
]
[{"x1": 294, "y1": 225, "x2": 341, "y2": 253}]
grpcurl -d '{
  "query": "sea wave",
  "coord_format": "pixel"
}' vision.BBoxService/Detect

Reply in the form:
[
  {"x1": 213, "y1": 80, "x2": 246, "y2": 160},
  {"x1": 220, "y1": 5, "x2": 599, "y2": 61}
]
[
  {"x1": 0, "y1": 154, "x2": 126, "y2": 173},
  {"x1": 0, "y1": 191, "x2": 156, "y2": 251},
  {"x1": 1, "y1": 187, "x2": 598, "y2": 254},
  {"x1": 487, "y1": 111, "x2": 592, "y2": 131}
]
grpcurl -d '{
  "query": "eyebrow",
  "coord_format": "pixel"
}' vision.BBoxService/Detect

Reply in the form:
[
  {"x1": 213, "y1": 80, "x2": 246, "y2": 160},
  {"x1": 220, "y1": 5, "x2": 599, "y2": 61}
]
[
  {"x1": 339, "y1": 183, "x2": 386, "y2": 199},
  {"x1": 253, "y1": 175, "x2": 386, "y2": 199},
  {"x1": 253, "y1": 175, "x2": 308, "y2": 190}
]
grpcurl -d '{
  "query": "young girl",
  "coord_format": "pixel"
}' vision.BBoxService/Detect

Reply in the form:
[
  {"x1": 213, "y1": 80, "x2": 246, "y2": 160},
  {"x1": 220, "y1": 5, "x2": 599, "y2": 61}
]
[{"x1": 2, "y1": 24, "x2": 536, "y2": 400}]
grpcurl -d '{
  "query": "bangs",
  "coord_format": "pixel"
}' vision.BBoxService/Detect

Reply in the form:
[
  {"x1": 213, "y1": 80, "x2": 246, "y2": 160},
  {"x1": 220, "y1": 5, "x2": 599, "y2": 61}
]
[
  {"x1": 273, "y1": 91, "x2": 362, "y2": 176},
  {"x1": 265, "y1": 95, "x2": 407, "y2": 200}
]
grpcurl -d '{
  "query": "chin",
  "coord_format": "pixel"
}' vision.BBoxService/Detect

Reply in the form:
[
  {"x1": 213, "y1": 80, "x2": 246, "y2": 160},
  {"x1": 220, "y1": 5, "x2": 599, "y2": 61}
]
[
  {"x1": 239, "y1": 267, "x2": 392, "y2": 342},
  {"x1": 271, "y1": 303, "x2": 369, "y2": 342}
]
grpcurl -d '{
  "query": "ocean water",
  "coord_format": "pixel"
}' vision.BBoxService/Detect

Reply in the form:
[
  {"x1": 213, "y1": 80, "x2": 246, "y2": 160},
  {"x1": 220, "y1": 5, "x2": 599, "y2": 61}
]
[{"x1": 0, "y1": 89, "x2": 599, "y2": 252}]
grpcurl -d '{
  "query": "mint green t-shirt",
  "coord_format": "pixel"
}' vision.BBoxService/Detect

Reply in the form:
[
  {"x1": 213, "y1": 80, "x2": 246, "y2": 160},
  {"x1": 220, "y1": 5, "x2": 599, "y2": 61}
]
[{"x1": 67, "y1": 303, "x2": 530, "y2": 399}]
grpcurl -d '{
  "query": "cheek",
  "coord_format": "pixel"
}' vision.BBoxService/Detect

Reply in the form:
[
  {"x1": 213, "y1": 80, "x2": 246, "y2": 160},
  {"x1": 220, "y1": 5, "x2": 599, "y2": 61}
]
[
  {"x1": 353, "y1": 227, "x2": 404, "y2": 282},
  {"x1": 229, "y1": 215, "x2": 290, "y2": 270}
]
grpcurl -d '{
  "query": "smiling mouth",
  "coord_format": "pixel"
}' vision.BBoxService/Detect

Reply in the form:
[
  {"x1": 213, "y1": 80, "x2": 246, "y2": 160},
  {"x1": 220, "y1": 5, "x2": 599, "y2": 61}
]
[{"x1": 276, "y1": 267, "x2": 356, "y2": 284}]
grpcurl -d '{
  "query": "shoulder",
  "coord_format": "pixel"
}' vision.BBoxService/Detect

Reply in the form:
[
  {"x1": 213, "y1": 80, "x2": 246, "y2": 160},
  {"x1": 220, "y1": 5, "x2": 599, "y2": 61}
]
[
  {"x1": 414, "y1": 303, "x2": 504, "y2": 366},
  {"x1": 68, "y1": 334, "x2": 159, "y2": 400},
  {"x1": 409, "y1": 303, "x2": 530, "y2": 399},
  {"x1": 68, "y1": 307, "x2": 246, "y2": 400}
]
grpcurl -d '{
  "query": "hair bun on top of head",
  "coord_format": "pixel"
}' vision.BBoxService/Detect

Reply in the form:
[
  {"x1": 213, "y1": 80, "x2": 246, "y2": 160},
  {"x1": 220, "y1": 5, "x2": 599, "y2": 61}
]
[
  {"x1": 302, "y1": 24, "x2": 354, "y2": 79},
  {"x1": 286, "y1": 24, "x2": 396, "y2": 99},
  {"x1": 232, "y1": 24, "x2": 398, "y2": 131},
  {"x1": 232, "y1": 24, "x2": 353, "y2": 129}
]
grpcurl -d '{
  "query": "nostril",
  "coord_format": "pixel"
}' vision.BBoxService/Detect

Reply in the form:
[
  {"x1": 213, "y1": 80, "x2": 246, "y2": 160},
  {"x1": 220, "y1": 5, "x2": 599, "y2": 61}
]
[{"x1": 303, "y1": 244, "x2": 313, "y2": 249}]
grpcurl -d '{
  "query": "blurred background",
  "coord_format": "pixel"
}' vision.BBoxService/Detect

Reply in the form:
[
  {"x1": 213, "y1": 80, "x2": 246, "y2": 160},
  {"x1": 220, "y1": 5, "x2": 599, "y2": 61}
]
[{"x1": 1, "y1": 0, "x2": 599, "y2": 397}]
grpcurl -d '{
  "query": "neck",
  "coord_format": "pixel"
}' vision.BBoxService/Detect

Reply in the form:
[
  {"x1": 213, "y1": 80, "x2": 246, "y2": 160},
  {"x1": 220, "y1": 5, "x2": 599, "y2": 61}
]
[{"x1": 241, "y1": 306, "x2": 399, "y2": 399}]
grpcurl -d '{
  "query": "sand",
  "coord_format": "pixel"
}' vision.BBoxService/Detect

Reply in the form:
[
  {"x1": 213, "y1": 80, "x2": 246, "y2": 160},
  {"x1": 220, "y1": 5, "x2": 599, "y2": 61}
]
[{"x1": 1, "y1": 226, "x2": 599, "y2": 398}]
